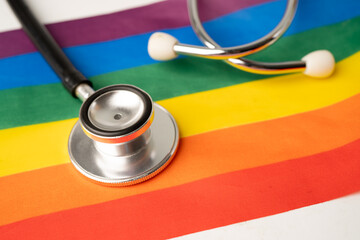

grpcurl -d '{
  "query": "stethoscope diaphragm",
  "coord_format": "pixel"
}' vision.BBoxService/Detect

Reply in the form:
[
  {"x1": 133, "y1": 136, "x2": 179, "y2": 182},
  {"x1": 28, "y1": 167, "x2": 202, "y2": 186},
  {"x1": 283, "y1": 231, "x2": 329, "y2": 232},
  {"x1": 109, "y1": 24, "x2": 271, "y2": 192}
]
[{"x1": 68, "y1": 85, "x2": 179, "y2": 186}]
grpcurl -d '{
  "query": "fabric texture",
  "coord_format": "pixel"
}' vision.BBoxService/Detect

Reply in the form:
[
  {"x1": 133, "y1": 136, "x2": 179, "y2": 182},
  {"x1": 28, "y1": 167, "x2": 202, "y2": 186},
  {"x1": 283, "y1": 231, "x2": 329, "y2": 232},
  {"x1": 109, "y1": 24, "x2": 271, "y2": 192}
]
[{"x1": 0, "y1": 0, "x2": 359, "y2": 239}]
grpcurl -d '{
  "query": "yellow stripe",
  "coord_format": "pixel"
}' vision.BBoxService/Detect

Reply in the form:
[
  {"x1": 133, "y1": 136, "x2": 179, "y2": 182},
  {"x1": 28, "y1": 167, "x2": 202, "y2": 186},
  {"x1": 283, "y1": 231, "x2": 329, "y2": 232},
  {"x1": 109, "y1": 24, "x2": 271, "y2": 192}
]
[
  {"x1": 0, "y1": 52, "x2": 359, "y2": 178},
  {"x1": 159, "y1": 52, "x2": 360, "y2": 137},
  {"x1": 0, "y1": 119, "x2": 76, "y2": 177}
]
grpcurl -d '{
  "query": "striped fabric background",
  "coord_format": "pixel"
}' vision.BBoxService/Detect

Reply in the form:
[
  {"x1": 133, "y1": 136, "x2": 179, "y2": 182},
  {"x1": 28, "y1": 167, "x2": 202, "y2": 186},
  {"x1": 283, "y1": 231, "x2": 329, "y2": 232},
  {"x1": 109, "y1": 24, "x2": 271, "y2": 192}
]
[{"x1": 0, "y1": 0, "x2": 359, "y2": 239}]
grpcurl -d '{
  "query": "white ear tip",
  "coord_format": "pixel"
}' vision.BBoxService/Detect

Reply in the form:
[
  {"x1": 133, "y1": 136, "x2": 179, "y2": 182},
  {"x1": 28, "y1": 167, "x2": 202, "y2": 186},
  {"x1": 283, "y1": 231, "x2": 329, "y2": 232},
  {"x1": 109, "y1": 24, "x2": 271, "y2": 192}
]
[
  {"x1": 302, "y1": 50, "x2": 335, "y2": 78},
  {"x1": 148, "y1": 32, "x2": 178, "y2": 61}
]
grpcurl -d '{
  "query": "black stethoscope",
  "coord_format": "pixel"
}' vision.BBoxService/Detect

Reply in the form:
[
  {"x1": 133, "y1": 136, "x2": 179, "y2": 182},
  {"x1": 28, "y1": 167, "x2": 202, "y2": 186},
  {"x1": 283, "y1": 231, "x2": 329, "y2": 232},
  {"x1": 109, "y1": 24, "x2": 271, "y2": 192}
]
[
  {"x1": 8, "y1": 0, "x2": 179, "y2": 186},
  {"x1": 8, "y1": 0, "x2": 334, "y2": 186}
]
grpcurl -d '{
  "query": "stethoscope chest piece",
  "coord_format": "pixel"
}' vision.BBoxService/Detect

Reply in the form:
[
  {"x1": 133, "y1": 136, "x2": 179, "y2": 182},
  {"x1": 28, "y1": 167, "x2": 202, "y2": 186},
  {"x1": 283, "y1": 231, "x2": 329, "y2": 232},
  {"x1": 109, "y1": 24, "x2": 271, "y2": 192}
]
[{"x1": 68, "y1": 85, "x2": 179, "y2": 186}]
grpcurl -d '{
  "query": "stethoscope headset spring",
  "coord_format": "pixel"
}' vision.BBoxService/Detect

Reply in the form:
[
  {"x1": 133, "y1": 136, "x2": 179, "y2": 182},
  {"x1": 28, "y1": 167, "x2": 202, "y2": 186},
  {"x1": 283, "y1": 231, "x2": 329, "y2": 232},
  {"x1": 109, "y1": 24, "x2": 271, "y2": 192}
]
[{"x1": 148, "y1": 0, "x2": 335, "y2": 78}]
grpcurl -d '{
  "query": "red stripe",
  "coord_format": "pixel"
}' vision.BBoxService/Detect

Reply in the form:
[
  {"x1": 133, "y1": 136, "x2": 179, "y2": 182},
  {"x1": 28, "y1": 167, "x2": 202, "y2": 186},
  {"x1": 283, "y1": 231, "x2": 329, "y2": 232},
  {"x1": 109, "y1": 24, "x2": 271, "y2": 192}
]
[{"x1": 1, "y1": 139, "x2": 360, "y2": 239}]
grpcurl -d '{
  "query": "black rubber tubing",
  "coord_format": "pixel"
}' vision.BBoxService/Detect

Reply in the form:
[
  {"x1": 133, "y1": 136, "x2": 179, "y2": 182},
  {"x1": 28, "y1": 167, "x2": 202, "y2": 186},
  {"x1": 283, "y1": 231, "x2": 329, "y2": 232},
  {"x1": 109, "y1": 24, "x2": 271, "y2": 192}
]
[{"x1": 7, "y1": 0, "x2": 92, "y2": 97}]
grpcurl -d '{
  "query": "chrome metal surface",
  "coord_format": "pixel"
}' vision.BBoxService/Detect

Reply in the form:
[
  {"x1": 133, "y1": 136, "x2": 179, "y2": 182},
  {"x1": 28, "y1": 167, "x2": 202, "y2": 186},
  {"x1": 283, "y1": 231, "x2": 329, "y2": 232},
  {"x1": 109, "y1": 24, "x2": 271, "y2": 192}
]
[
  {"x1": 75, "y1": 84, "x2": 95, "y2": 102},
  {"x1": 173, "y1": 44, "x2": 227, "y2": 59},
  {"x1": 94, "y1": 129, "x2": 151, "y2": 157},
  {"x1": 88, "y1": 90, "x2": 146, "y2": 131},
  {"x1": 187, "y1": 0, "x2": 305, "y2": 73},
  {"x1": 173, "y1": 0, "x2": 298, "y2": 61},
  {"x1": 68, "y1": 103, "x2": 179, "y2": 185},
  {"x1": 226, "y1": 58, "x2": 305, "y2": 74}
]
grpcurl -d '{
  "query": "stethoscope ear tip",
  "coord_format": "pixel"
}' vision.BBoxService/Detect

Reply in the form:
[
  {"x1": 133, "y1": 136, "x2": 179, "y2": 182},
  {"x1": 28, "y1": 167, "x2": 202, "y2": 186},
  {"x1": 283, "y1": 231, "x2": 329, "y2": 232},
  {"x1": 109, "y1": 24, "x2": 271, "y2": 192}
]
[
  {"x1": 148, "y1": 32, "x2": 178, "y2": 61},
  {"x1": 302, "y1": 50, "x2": 335, "y2": 78}
]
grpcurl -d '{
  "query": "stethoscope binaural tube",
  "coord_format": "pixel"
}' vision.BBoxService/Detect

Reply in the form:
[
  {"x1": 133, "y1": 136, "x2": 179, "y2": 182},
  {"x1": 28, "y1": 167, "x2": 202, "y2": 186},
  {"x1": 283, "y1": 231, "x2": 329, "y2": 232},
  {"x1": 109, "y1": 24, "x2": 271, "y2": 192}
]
[
  {"x1": 147, "y1": 0, "x2": 335, "y2": 78},
  {"x1": 7, "y1": 0, "x2": 179, "y2": 186},
  {"x1": 187, "y1": 0, "x2": 305, "y2": 75}
]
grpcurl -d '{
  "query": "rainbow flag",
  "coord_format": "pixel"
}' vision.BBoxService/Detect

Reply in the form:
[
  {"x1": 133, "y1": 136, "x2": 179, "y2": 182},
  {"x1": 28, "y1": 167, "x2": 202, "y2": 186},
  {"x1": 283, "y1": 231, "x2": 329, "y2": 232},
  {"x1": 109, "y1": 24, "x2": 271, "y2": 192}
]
[{"x1": 0, "y1": 0, "x2": 359, "y2": 238}]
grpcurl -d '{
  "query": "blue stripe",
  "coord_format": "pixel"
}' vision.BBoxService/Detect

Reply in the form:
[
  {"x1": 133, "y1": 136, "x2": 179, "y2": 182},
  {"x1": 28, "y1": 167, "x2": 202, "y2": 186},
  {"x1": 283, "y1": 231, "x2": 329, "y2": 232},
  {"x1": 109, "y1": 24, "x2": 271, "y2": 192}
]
[{"x1": 0, "y1": 0, "x2": 359, "y2": 91}]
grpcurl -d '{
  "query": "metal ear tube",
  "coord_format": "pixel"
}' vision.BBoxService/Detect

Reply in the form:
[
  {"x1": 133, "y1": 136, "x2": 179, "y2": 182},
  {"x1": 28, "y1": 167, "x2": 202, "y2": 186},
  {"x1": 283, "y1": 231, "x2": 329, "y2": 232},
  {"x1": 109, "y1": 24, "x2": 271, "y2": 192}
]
[
  {"x1": 8, "y1": 0, "x2": 179, "y2": 186},
  {"x1": 148, "y1": 0, "x2": 335, "y2": 78}
]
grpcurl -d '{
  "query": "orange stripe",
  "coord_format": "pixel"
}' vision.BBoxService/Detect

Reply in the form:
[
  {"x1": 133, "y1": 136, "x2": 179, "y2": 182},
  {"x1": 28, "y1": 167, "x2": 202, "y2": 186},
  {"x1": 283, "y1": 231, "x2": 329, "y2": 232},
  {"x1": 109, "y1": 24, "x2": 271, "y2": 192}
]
[
  {"x1": 0, "y1": 94, "x2": 359, "y2": 226},
  {"x1": 1, "y1": 139, "x2": 360, "y2": 239}
]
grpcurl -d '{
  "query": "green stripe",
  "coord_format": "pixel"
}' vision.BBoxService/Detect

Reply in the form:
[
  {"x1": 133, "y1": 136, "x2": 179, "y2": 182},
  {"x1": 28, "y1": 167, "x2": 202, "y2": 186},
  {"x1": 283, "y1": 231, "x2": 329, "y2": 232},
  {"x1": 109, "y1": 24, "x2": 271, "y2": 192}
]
[{"x1": 1, "y1": 17, "x2": 359, "y2": 130}]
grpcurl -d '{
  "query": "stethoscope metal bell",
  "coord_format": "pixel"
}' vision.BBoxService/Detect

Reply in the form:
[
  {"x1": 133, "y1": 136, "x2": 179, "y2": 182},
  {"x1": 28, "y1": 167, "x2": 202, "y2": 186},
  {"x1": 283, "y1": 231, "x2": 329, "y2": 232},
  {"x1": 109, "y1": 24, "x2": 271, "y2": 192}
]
[
  {"x1": 8, "y1": 0, "x2": 179, "y2": 186},
  {"x1": 69, "y1": 85, "x2": 179, "y2": 185}
]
